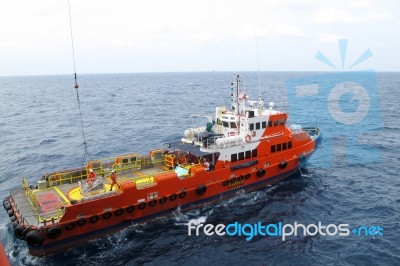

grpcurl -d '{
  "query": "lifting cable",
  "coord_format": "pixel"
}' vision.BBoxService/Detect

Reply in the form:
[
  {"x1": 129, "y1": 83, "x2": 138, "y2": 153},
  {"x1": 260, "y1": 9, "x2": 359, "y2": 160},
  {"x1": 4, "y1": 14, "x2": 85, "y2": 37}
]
[{"x1": 68, "y1": 0, "x2": 92, "y2": 162}]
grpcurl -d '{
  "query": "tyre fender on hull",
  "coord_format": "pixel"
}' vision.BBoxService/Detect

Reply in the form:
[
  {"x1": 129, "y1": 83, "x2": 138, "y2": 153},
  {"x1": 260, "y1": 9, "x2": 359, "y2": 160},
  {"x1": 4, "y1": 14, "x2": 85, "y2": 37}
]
[
  {"x1": 126, "y1": 205, "x2": 135, "y2": 213},
  {"x1": 257, "y1": 169, "x2": 266, "y2": 178},
  {"x1": 14, "y1": 224, "x2": 28, "y2": 240},
  {"x1": 169, "y1": 194, "x2": 177, "y2": 201},
  {"x1": 103, "y1": 212, "x2": 112, "y2": 220},
  {"x1": 3, "y1": 196, "x2": 11, "y2": 210},
  {"x1": 115, "y1": 208, "x2": 124, "y2": 216},
  {"x1": 64, "y1": 222, "x2": 75, "y2": 231},
  {"x1": 25, "y1": 230, "x2": 44, "y2": 247},
  {"x1": 196, "y1": 185, "x2": 207, "y2": 196},
  {"x1": 279, "y1": 161, "x2": 287, "y2": 169},
  {"x1": 179, "y1": 191, "x2": 187, "y2": 198},
  {"x1": 90, "y1": 215, "x2": 99, "y2": 223},
  {"x1": 159, "y1": 197, "x2": 167, "y2": 204},
  {"x1": 46, "y1": 226, "x2": 62, "y2": 239},
  {"x1": 77, "y1": 219, "x2": 86, "y2": 227}
]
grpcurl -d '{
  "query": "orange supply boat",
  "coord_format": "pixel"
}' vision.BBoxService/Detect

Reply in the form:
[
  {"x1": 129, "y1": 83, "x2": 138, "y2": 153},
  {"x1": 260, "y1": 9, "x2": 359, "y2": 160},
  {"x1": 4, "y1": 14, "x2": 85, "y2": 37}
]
[{"x1": 3, "y1": 74, "x2": 321, "y2": 256}]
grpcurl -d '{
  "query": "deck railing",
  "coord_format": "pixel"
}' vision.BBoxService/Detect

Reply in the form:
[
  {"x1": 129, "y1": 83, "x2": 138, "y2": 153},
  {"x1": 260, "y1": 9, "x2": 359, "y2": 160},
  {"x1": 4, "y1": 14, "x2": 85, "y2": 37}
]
[{"x1": 21, "y1": 177, "x2": 65, "y2": 225}]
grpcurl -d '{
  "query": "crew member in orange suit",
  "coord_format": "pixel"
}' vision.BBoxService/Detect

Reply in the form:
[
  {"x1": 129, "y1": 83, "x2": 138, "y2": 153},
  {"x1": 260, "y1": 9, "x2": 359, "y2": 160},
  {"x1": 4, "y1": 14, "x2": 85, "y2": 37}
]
[
  {"x1": 88, "y1": 169, "x2": 96, "y2": 183},
  {"x1": 110, "y1": 170, "x2": 120, "y2": 191}
]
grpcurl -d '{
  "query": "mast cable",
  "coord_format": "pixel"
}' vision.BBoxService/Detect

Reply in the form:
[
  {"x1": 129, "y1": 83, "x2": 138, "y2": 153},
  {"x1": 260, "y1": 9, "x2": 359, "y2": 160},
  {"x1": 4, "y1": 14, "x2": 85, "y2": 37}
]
[{"x1": 67, "y1": 0, "x2": 92, "y2": 162}]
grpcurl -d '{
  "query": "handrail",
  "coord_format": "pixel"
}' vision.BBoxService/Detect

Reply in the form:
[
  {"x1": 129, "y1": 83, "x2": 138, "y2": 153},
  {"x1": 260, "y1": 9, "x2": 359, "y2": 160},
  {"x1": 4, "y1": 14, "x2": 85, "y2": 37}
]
[{"x1": 21, "y1": 177, "x2": 66, "y2": 225}]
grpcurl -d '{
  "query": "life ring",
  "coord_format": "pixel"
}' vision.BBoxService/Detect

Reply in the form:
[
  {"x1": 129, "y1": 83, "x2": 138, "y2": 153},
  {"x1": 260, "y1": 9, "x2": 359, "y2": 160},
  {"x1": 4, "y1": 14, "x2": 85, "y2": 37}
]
[
  {"x1": 126, "y1": 205, "x2": 135, "y2": 213},
  {"x1": 149, "y1": 200, "x2": 157, "y2": 207},
  {"x1": 103, "y1": 212, "x2": 112, "y2": 220},
  {"x1": 245, "y1": 135, "x2": 251, "y2": 143},
  {"x1": 14, "y1": 225, "x2": 28, "y2": 240},
  {"x1": 115, "y1": 208, "x2": 124, "y2": 216},
  {"x1": 64, "y1": 222, "x2": 75, "y2": 231},
  {"x1": 46, "y1": 226, "x2": 62, "y2": 239},
  {"x1": 25, "y1": 230, "x2": 44, "y2": 247},
  {"x1": 159, "y1": 196, "x2": 167, "y2": 204},
  {"x1": 196, "y1": 185, "x2": 207, "y2": 196},
  {"x1": 224, "y1": 160, "x2": 230, "y2": 168},
  {"x1": 179, "y1": 191, "x2": 187, "y2": 198},
  {"x1": 222, "y1": 180, "x2": 229, "y2": 186},
  {"x1": 77, "y1": 219, "x2": 86, "y2": 227},
  {"x1": 169, "y1": 194, "x2": 177, "y2": 201},
  {"x1": 244, "y1": 173, "x2": 251, "y2": 179},
  {"x1": 257, "y1": 169, "x2": 266, "y2": 178},
  {"x1": 279, "y1": 161, "x2": 287, "y2": 169},
  {"x1": 138, "y1": 202, "x2": 146, "y2": 210},
  {"x1": 90, "y1": 215, "x2": 99, "y2": 223}
]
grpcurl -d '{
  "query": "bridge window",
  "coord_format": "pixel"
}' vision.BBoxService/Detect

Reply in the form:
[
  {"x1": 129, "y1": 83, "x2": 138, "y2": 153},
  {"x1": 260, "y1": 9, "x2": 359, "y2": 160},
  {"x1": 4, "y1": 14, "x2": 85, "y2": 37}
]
[
  {"x1": 279, "y1": 119, "x2": 285, "y2": 126},
  {"x1": 268, "y1": 121, "x2": 272, "y2": 127},
  {"x1": 288, "y1": 141, "x2": 292, "y2": 149},
  {"x1": 277, "y1": 144, "x2": 281, "y2": 151},
  {"x1": 249, "y1": 123, "x2": 254, "y2": 131},
  {"x1": 282, "y1": 142, "x2": 287, "y2": 150},
  {"x1": 274, "y1": 120, "x2": 278, "y2": 127},
  {"x1": 245, "y1": 150, "x2": 251, "y2": 159},
  {"x1": 262, "y1": 121, "x2": 267, "y2": 128},
  {"x1": 231, "y1": 154, "x2": 237, "y2": 162},
  {"x1": 223, "y1": 121, "x2": 229, "y2": 127},
  {"x1": 271, "y1": 145, "x2": 276, "y2": 153},
  {"x1": 238, "y1": 152, "x2": 244, "y2": 161},
  {"x1": 256, "y1": 122, "x2": 260, "y2": 130},
  {"x1": 230, "y1": 122, "x2": 237, "y2": 128},
  {"x1": 252, "y1": 149, "x2": 258, "y2": 157}
]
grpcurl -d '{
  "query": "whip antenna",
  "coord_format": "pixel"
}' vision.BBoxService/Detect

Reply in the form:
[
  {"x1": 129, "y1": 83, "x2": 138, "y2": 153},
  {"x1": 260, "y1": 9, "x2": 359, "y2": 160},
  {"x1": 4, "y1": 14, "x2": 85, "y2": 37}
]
[
  {"x1": 255, "y1": 32, "x2": 261, "y2": 99},
  {"x1": 67, "y1": 0, "x2": 92, "y2": 161}
]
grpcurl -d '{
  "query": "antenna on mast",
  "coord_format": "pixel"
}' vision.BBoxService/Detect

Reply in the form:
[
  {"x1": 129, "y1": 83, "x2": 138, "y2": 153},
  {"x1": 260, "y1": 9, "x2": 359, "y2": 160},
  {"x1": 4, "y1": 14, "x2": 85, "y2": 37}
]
[
  {"x1": 255, "y1": 31, "x2": 264, "y2": 113},
  {"x1": 255, "y1": 32, "x2": 261, "y2": 99}
]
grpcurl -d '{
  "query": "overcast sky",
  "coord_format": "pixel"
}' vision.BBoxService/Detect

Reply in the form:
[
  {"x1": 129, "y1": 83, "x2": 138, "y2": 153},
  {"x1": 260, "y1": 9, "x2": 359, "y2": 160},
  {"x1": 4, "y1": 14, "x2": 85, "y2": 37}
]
[{"x1": 0, "y1": 0, "x2": 398, "y2": 76}]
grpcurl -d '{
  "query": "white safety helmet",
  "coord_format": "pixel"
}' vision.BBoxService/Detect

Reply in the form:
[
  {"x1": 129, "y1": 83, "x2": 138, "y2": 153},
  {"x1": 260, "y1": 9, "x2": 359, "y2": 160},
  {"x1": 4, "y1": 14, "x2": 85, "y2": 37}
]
[{"x1": 89, "y1": 169, "x2": 93, "y2": 173}]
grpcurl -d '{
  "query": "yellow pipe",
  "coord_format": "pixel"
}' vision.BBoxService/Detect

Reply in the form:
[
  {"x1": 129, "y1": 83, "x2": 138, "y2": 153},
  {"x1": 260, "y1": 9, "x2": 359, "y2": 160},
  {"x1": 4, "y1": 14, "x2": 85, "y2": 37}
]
[{"x1": 53, "y1": 187, "x2": 70, "y2": 204}]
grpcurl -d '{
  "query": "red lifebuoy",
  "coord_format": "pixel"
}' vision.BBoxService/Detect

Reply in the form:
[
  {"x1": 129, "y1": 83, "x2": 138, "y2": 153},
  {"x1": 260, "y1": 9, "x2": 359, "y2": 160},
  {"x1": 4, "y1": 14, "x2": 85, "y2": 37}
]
[{"x1": 245, "y1": 135, "x2": 251, "y2": 143}]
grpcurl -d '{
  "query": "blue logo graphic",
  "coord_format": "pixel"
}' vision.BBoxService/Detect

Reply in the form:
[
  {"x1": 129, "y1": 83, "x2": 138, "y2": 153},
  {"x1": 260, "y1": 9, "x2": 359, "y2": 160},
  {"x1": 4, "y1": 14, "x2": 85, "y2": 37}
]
[{"x1": 286, "y1": 39, "x2": 381, "y2": 167}]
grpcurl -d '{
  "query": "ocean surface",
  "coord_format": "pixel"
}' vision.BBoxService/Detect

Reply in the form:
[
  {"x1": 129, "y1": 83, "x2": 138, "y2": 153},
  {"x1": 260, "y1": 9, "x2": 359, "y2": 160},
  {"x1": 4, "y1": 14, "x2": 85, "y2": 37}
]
[{"x1": 0, "y1": 72, "x2": 399, "y2": 265}]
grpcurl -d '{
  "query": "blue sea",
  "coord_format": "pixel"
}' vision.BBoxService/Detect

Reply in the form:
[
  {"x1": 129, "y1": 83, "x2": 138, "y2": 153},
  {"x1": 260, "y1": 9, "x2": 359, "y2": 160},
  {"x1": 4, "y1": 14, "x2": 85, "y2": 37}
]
[{"x1": 0, "y1": 72, "x2": 399, "y2": 265}]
